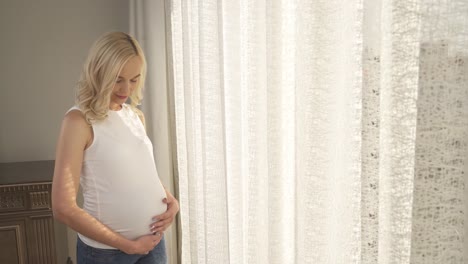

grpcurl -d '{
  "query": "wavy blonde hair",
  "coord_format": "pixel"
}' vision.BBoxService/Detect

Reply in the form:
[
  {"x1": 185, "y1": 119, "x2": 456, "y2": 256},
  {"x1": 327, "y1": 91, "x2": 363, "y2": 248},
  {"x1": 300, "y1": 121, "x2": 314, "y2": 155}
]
[{"x1": 76, "y1": 32, "x2": 147, "y2": 123}]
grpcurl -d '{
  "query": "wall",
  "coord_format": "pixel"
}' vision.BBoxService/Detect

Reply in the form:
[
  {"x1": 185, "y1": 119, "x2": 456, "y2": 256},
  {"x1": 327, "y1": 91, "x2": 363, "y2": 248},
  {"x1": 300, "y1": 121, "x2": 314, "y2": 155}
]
[
  {"x1": 0, "y1": 0, "x2": 129, "y2": 262},
  {"x1": 0, "y1": 0, "x2": 129, "y2": 162}
]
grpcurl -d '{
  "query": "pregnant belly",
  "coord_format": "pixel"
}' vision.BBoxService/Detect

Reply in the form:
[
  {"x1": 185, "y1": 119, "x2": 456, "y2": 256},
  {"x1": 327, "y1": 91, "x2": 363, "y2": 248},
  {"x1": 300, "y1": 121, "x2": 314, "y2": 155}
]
[{"x1": 83, "y1": 179, "x2": 167, "y2": 243}]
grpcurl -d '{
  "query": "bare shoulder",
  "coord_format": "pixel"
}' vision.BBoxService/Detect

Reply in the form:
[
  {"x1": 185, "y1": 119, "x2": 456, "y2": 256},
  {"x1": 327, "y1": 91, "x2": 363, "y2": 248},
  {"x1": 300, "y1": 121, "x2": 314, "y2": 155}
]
[
  {"x1": 60, "y1": 109, "x2": 92, "y2": 147},
  {"x1": 63, "y1": 110, "x2": 89, "y2": 131},
  {"x1": 64, "y1": 109, "x2": 86, "y2": 122}
]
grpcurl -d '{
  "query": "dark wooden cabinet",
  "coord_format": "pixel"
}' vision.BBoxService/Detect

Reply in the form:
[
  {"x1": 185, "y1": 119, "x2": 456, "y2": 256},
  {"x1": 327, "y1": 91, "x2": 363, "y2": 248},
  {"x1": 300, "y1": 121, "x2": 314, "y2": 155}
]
[{"x1": 0, "y1": 161, "x2": 57, "y2": 264}]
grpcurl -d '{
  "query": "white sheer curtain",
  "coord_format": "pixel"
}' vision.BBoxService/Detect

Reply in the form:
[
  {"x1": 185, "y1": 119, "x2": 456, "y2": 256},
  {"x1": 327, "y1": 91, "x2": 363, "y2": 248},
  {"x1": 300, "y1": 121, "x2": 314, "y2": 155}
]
[{"x1": 165, "y1": 0, "x2": 468, "y2": 263}]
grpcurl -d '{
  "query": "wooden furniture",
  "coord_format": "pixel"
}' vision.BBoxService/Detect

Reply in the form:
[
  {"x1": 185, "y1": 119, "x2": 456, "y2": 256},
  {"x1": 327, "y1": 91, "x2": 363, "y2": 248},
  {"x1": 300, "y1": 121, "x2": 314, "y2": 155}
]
[{"x1": 0, "y1": 161, "x2": 57, "y2": 264}]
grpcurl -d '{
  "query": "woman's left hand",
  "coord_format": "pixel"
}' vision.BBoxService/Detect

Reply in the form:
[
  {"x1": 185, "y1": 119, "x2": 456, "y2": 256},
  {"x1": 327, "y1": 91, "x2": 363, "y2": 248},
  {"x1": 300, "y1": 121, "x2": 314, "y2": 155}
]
[{"x1": 150, "y1": 188, "x2": 179, "y2": 234}]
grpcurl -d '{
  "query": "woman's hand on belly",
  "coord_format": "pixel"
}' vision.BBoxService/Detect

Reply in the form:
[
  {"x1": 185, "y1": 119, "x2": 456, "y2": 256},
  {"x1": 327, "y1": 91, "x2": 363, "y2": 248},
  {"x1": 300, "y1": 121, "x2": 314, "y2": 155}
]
[
  {"x1": 150, "y1": 188, "x2": 180, "y2": 234},
  {"x1": 123, "y1": 232, "x2": 163, "y2": 255}
]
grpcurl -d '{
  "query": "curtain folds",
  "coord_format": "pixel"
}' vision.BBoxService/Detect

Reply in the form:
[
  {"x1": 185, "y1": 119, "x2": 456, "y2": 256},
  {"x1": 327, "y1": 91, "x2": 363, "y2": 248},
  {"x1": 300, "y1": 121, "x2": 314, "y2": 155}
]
[{"x1": 165, "y1": 0, "x2": 468, "y2": 263}]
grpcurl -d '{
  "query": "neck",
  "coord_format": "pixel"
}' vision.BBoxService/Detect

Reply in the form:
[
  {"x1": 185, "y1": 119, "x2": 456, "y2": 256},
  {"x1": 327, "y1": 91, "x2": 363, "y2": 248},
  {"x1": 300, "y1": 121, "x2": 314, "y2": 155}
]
[{"x1": 109, "y1": 103, "x2": 122, "y2": 111}]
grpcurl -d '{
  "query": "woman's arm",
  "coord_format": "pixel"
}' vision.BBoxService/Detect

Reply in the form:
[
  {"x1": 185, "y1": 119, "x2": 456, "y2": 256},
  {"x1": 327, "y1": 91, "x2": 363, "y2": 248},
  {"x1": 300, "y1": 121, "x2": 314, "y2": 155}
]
[{"x1": 52, "y1": 110, "x2": 159, "y2": 254}]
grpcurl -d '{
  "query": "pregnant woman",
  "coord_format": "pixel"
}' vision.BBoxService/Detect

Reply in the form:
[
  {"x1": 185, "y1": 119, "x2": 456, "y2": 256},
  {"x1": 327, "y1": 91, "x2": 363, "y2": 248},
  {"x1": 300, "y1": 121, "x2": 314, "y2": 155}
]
[{"x1": 52, "y1": 32, "x2": 179, "y2": 264}]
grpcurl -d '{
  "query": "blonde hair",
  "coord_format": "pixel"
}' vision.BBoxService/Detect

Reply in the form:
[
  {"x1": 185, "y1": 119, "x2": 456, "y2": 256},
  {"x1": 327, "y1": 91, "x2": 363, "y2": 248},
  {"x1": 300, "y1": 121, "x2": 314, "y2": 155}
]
[{"x1": 76, "y1": 32, "x2": 147, "y2": 123}]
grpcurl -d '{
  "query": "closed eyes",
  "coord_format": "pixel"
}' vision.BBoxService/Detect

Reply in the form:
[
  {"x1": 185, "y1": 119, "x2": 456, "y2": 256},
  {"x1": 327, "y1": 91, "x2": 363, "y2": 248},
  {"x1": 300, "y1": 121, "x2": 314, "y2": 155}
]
[
  {"x1": 116, "y1": 78, "x2": 139, "y2": 84},
  {"x1": 116, "y1": 74, "x2": 141, "y2": 83}
]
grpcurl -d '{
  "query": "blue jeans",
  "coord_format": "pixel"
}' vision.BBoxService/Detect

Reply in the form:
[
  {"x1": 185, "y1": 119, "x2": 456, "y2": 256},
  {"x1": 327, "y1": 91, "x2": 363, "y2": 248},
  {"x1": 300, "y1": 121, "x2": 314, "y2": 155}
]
[{"x1": 77, "y1": 236, "x2": 167, "y2": 264}]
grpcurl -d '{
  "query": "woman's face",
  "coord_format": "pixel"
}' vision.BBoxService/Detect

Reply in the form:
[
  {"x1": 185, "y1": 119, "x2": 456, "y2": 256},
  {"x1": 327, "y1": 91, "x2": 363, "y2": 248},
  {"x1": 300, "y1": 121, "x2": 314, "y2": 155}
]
[{"x1": 110, "y1": 56, "x2": 143, "y2": 110}]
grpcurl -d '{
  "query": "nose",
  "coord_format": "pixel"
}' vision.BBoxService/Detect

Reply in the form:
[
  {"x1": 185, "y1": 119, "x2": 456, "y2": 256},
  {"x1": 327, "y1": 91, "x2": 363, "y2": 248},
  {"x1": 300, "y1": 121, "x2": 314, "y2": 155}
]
[{"x1": 119, "y1": 81, "x2": 132, "y2": 93}]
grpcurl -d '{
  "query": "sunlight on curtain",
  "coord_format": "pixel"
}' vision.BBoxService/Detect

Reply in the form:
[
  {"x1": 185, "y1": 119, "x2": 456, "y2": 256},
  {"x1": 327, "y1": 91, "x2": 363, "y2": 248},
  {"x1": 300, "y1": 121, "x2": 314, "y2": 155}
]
[{"x1": 166, "y1": 0, "x2": 468, "y2": 263}]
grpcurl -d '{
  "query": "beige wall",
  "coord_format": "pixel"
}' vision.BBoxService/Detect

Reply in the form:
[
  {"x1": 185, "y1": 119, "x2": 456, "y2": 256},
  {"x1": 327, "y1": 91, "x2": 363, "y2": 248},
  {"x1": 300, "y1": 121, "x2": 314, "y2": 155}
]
[
  {"x1": 0, "y1": 0, "x2": 129, "y2": 263},
  {"x1": 0, "y1": 0, "x2": 129, "y2": 162}
]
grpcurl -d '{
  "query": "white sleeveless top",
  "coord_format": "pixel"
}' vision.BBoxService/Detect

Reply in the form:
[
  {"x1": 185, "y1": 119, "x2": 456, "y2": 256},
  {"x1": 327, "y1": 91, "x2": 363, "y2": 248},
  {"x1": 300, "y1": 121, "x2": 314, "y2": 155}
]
[{"x1": 67, "y1": 104, "x2": 167, "y2": 249}]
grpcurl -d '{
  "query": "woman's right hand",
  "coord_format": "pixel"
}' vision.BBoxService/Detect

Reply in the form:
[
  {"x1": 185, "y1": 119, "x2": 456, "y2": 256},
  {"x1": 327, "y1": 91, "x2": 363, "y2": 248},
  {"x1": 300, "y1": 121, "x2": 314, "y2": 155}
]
[{"x1": 123, "y1": 233, "x2": 162, "y2": 255}]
